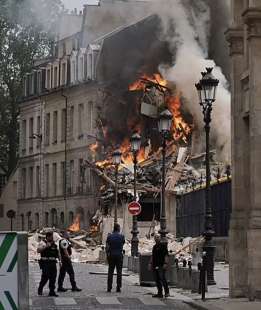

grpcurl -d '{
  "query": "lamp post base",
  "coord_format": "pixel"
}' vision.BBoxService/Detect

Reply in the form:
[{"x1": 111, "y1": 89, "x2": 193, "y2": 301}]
[{"x1": 203, "y1": 238, "x2": 216, "y2": 286}]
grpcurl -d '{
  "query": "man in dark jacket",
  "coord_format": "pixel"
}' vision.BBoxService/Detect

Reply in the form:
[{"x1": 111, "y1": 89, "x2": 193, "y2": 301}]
[
  {"x1": 106, "y1": 223, "x2": 125, "y2": 293},
  {"x1": 148, "y1": 234, "x2": 170, "y2": 298},
  {"x1": 37, "y1": 231, "x2": 59, "y2": 297},
  {"x1": 58, "y1": 231, "x2": 81, "y2": 292}
]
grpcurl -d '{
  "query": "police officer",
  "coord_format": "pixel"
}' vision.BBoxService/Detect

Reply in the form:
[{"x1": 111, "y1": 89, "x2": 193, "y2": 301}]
[
  {"x1": 106, "y1": 223, "x2": 125, "y2": 293},
  {"x1": 58, "y1": 231, "x2": 81, "y2": 292},
  {"x1": 148, "y1": 234, "x2": 170, "y2": 298},
  {"x1": 37, "y1": 231, "x2": 59, "y2": 297}
]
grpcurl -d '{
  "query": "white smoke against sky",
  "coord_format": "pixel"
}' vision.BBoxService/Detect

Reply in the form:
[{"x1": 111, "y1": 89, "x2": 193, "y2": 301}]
[{"x1": 150, "y1": 0, "x2": 231, "y2": 161}]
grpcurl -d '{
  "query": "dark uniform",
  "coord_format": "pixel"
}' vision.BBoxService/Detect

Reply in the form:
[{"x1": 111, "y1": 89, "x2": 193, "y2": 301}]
[
  {"x1": 38, "y1": 240, "x2": 59, "y2": 296},
  {"x1": 106, "y1": 231, "x2": 125, "y2": 292},
  {"x1": 58, "y1": 239, "x2": 79, "y2": 291},
  {"x1": 152, "y1": 242, "x2": 169, "y2": 297}
]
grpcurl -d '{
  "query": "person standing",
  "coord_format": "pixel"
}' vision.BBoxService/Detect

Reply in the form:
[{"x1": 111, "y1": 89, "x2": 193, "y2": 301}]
[
  {"x1": 148, "y1": 234, "x2": 170, "y2": 298},
  {"x1": 37, "y1": 231, "x2": 59, "y2": 297},
  {"x1": 106, "y1": 223, "x2": 125, "y2": 293},
  {"x1": 58, "y1": 231, "x2": 82, "y2": 292}
]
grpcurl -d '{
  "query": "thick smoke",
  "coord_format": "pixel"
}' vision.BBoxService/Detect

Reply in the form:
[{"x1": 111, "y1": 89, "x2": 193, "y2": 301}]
[{"x1": 153, "y1": 0, "x2": 231, "y2": 161}]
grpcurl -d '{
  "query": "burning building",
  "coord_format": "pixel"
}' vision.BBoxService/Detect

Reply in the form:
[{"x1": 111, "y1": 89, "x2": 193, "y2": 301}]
[{"x1": 11, "y1": 0, "x2": 231, "y2": 233}]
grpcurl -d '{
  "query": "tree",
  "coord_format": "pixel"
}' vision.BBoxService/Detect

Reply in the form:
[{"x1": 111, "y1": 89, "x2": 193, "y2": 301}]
[{"x1": 0, "y1": 0, "x2": 64, "y2": 176}]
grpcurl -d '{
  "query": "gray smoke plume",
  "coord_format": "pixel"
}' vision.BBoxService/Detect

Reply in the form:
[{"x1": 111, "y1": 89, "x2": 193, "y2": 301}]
[{"x1": 152, "y1": 0, "x2": 231, "y2": 161}]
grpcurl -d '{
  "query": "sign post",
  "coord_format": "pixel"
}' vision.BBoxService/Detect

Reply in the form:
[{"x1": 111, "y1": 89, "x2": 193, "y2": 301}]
[{"x1": 128, "y1": 201, "x2": 142, "y2": 216}]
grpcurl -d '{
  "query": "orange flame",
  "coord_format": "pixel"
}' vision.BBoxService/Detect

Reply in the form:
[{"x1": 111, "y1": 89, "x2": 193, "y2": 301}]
[
  {"x1": 167, "y1": 95, "x2": 192, "y2": 142},
  {"x1": 129, "y1": 73, "x2": 167, "y2": 91},
  {"x1": 68, "y1": 214, "x2": 81, "y2": 232}
]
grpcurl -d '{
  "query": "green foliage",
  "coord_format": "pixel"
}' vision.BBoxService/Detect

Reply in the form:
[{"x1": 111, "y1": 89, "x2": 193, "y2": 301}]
[{"x1": 0, "y1": 0, "x2": 63, "y2": 176}]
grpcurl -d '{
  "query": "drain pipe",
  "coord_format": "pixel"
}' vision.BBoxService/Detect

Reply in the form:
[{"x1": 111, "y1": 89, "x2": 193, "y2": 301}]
[{"x1": 61, "y1": 89, "x2": 68, "y2": 228}]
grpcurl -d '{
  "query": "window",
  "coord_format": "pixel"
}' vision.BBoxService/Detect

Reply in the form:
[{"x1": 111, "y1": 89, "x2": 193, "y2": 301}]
[
  {"x1": 53, "y1": 111, "x2": 58, "y2": 144},
  {"x1": 78, "y1": 104, "x2": 84, "y2": 139},
  {"x1": 69, "y1": 106, "x2": 74, "y2": 140},
  {"x1": 73, "y1": 60, "x2": 76, "y2": 83},
  {"x1": 79, "y1": 57, "x2": 84, "y2": 81},
  {"x1": 36, "y1": 166, "x2": 40, "y2": 197},
  {"x1": 69, "y1": 160, "x2": 74, "y2": 194},
  {"x1": 29, "y1": 74, "x2": 34, "y2": 95},
  {"x1": 63, "y1": 42, "x2": 66, "y2": 56},
  {"x1": 61, "y1": 108, "x2": 66, "y2": 142},
  {"x1": 0, "y1": 204, "x2": 3, "y2": 218},
  {"x1": 61, "y1": 63, "x2": 66, "y2": 85},
  {"x1": 45, "y1": 164, "x2": 49, "y2": 197},
  {"x1": 54, "y1": 66, "x2": 58, "y2": 88},
  {"x1": 46, "y1": 69, "x2": 51, "y2": 89},
  {"x1": 29, "y1": 167, "x2": 34, "y2": 198},
  {"x1": 87, "y1": 53, "x2": 92, "y2": 79},
  {"x1": 36, "y1": 116, "x2": 41, "y2": 149},
  {"x1": 45, "y1": 113, "x2": 50, "y2": 146},
  {"x1": 21, "y1": 168, "x2": 26, "y2": 199},
  {"x1": 29, "y1": 118, "x2": 34, "y2": 151},
  {"x1": 37, "y1": 71, "x2": 42, "y2": 94},
  {"x1": 52, "y1": 163, "x2": 57, "y2": 196},
  {"x1": 61, "y1": 162, "x2": 66, "y2": 195},
  {"x1": 88, "y1": 101, "x2": 93, "y2": 133},
  {"x1": 21, "y1": 120, "x2": 27, "y2": 153}
]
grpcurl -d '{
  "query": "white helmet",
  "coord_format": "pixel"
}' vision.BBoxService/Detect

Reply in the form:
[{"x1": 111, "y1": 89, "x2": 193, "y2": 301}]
[{"x1": 60, "y1": 239, "x2": 69, "y2": 249}]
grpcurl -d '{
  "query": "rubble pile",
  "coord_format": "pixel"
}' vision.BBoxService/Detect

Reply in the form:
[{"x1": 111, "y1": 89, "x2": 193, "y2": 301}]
[{"x1": 28, "y1": 226, "x2": 196, "y2": 264}]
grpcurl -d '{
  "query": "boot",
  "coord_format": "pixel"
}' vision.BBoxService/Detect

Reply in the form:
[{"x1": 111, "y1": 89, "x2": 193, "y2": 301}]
[
  {"x1": 58, "y1": 287, "x2": 67, "y2": 292},
  {"x1": 72, "y1": 287, "x2": 82, "y2": 292},
  {"x1": 49, "y1": 292, "x2": 59, "y2": 297}
]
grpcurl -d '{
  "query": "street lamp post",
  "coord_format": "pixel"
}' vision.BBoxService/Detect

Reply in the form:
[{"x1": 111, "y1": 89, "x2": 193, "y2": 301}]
[
  {"x1": 158, "y1": 109, "x2": 173, "y2": 244},
  {"x1": 112, "y1": 149, "x2": 122, "y2": 224},
  {"x1": 130, "y1": 133, "x2": 141, "y2": 257},
  {"x1": 195, "y1": 67, "x2": 219, "y2": 285}
]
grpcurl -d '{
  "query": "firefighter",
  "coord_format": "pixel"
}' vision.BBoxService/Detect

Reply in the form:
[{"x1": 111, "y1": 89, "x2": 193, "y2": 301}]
[
  {"x1": 37, "y1": 231, "x2": 59, "y2": 297},
  {"x1": 57, "y1": 231, "x2": 81, "y2": 292}
]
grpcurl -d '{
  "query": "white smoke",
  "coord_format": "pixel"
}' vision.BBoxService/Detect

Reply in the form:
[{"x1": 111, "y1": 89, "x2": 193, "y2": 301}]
[{"x1": 149, "y1": 0, "x2": 231, "y2": 161}]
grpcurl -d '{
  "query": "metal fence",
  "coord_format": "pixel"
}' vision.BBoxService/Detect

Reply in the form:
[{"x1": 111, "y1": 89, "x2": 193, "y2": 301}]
[{"x1": 176, "y1": 180, "x2": 232, "y2": 238}]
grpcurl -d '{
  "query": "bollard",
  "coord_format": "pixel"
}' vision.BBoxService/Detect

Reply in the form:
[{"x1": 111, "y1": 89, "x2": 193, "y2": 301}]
[
  {"x1": 0, "y1": 232, "x2": 29, "y2": 309},
  {"x1": 199, "y1": 252, "x2": 207, "y2": 301}
]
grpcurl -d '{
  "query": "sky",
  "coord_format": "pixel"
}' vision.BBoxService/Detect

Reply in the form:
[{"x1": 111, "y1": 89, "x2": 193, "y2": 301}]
[{"x1": 62, "y1": 0, "x2": 99, "y2": 11}]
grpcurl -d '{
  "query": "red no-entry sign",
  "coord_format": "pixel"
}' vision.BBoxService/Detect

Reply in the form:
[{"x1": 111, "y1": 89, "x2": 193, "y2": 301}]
[{"x1": 128, "y1": 201, "x2": 142, "y2": 216}]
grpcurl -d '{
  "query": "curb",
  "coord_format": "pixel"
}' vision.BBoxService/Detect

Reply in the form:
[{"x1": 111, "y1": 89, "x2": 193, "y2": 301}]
[{"x1": 184, "y1": 300, "x2": 223, "y2": 310}]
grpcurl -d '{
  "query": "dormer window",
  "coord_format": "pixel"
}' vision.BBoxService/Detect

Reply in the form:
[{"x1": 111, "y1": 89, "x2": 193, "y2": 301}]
[
  {"x1": 53, "y1": 65, "x2": 59, "y2": 88},
  {"x1": 61, "y1": 62, "x2": 66, "y2": 86},
  {"x1": 46, "y1": 69, "x2": 51, "y2": 89}
]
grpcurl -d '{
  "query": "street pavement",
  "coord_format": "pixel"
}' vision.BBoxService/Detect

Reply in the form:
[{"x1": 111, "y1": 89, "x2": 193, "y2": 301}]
[{"x1": 29, "y1": 262, "x2": 195, "y2": 310}]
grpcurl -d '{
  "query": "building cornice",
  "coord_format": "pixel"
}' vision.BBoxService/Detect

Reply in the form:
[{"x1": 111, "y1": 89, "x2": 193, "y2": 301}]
[{"x1": 243, "y1": 8, "x2": 261, "y2": 38}]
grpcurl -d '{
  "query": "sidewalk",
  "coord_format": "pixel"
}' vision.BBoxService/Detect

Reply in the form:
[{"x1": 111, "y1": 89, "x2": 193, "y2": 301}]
[{"x1": 125, "y1": 262, "x2": 261, "y2": 310}]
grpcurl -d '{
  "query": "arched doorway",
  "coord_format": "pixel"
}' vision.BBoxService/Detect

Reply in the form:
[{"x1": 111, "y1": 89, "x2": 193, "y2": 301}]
[
  {"x1": 60, "y1": 212, "x2": 65, "y2": 227},
  {"x1": 69, "y1": 211, "x2": 74, "y2": 225},
  {"x1": 51, "y1": 209, "x2": 58, "y2": 227},
  {"x1": 21, "y1": 214, "x2": 24, "y2": 231},
  {"x1": 35, "y1": 213, "x2": 40, "y2": 229},
  {"x1": 45, "y1": 212, "x2": 49, "y2": 227}
]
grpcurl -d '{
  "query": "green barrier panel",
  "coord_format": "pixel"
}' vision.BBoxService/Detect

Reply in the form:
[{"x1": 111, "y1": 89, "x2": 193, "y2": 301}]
[{"x1": 0, "y1": 232, "x2": 28, "y2": 310}]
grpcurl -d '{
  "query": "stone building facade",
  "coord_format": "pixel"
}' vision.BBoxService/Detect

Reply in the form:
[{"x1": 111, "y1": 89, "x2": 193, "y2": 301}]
[
  {"x1": 226, "y1": 0, "x2": 261, "y2": 299},
  {"x1": 15, "y1": 0, "x2": 154, "y2": 231}
]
